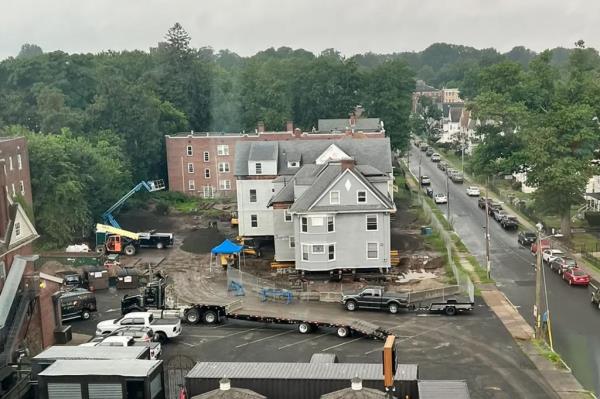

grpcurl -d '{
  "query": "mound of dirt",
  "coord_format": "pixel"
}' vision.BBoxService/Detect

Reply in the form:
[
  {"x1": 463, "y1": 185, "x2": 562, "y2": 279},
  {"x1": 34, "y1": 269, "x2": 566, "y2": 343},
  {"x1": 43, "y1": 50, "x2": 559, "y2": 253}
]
[{"x1": 180, "y1": 228, "x2": 226, "y2": 254}]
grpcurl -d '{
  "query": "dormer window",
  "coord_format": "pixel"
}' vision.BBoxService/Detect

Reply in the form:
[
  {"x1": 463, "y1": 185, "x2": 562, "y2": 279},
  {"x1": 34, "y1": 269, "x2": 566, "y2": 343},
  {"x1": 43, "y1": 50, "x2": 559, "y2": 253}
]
[
  {"x1": 255, "y1": 163, "x2": 262, "y2": 174},
  {"x1": 14, "y1": 222, "x2": 21, "y2": 237},
  {"x1": 287, "y1": 161, "x2": 299, "y2": 168}
]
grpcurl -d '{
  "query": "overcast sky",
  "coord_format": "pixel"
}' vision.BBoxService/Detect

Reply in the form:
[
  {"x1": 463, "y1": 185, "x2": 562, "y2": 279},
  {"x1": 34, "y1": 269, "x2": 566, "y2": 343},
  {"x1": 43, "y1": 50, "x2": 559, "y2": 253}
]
[{"x1": 1, "y1": 0, "x2": 599, "y2": 60}]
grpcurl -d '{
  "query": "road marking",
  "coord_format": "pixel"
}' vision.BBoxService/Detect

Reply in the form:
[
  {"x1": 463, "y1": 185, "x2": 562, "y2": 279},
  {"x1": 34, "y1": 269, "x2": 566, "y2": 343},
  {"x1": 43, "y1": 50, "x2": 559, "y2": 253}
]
[
  {"x1": 223, "y1": 327, "x2": 262, "y2": 338},
  {"x1": 209, "y1": 324, "x2": 231, "y2": 329},
  {"x1": 320, "y1": 337, "x2": 362, "y2": 352},
  {"x1": 184, "y1": 335, "x2": 227, "y2": 338},
  {"x1": 277, "y1": 333, "x2": 331, "y2": 350},
  {"x1": 179, "y1": 341, "x2": 197, "y2": 347},
  {"x1": 235, "y1": 330, "x2": 295, "y2": 348},
  {"x1": 363, "y1": 325, "x2": 447, "y2": 355}
]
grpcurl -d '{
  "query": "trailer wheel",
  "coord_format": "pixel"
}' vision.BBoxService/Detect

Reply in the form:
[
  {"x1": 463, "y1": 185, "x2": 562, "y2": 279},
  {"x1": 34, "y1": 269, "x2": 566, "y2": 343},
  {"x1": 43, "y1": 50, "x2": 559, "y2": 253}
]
[
  {"x1": 155, "y1": 332, "x2": 167, "y2": 344},
  {"x1": 185, "y1": 309, "x2": 200, "y2": 324},
  {"x1": 298, "y1": 322, "x2": 312, "y2": 334},
  {"x1": 81, "y1": 310, "x2": 91, "y2": 320},
  {"x1": 124, "y1": 245, "x2": 136, "y2": 256},
  {"x1": 203, "y1": 310, "x2": 218, "y2": 324},
  {"x1": 444, "y1": 306, "x2": 457, "y2": 316},
  {"x1": 156, "y1": 242, "x2": 164, "y2": 249},
  {"x1": 95, "y1": 245, "x2": 106, "y2": 254},
  {"x1": 388, "y1": 303, "x2": 399, "y2": 314},
  {"x1": 345, "y1": 300, "x2": 357, "y2": 311},
  {"x1": 336, "y1": 326, "x2": 350, "y2": 338}
]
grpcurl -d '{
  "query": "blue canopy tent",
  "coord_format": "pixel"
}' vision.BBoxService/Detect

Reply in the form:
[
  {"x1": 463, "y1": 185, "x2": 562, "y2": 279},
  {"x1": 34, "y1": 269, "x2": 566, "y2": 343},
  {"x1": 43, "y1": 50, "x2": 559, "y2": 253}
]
[{"x1": 210, "y1": 239, "x2": 244, "y2": 272}]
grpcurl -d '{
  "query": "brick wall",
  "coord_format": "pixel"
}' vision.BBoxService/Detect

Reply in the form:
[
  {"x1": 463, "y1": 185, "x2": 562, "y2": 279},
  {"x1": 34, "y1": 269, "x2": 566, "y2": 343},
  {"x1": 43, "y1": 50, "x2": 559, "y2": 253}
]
[{"x1": 0, "y1": 137, "x2": 33, "y2": 206}]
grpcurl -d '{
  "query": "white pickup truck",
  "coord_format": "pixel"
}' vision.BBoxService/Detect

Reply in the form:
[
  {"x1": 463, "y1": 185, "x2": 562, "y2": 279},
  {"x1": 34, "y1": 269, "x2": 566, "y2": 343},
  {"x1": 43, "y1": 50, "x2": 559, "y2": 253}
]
[{"x1": 96, "y1": 312, "x2": 181, "y2": 343}]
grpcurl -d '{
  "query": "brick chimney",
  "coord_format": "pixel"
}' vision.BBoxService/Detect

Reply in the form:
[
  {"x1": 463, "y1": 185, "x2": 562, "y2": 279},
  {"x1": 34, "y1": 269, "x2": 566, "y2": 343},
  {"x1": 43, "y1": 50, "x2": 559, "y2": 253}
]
[
  {"x1": 349, "y1": 112, "x2": 356, "y2": 127},
  {"x1": 341, "y1": 159, "x2": 355, "y2": 170},
  {"x1": 257, "y1": 121, "x2": 265, "y2": 133},
  {"x1": 286, "y1": 121, "x2": 294, "y2": 132}
]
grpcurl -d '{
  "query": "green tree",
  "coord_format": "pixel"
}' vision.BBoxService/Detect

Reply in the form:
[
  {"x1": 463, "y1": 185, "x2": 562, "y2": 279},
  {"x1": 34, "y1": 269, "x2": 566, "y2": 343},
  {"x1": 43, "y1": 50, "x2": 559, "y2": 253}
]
[{"x1": 17, "y1": 43, "x2": 43, "y2": 59}]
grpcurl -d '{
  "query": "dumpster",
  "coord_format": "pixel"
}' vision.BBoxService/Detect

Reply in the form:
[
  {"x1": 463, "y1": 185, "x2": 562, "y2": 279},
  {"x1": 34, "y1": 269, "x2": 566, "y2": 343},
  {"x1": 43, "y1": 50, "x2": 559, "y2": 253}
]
[
  {"x1": 116, "y1": 267, "x2": 142, "y2": 289},
  {"x1": 82, "y1": 266, "x2": 109, "y2": 290},
  {"x1": 421, "y1": 226, "x2": 433, "y2": 236}
]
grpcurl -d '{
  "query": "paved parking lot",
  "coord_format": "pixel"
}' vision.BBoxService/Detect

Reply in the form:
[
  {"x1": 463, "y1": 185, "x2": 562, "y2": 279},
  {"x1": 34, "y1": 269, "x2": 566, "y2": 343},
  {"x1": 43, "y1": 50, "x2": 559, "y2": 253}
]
[{"x1": 66, "y1": 289, "x2": 557, "y2": 399}]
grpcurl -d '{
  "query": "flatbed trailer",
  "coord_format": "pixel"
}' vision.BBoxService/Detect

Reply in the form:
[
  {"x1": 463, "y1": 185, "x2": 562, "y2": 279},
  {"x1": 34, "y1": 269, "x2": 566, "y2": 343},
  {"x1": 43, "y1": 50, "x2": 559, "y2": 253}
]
[{"x1": 410, "y1": 299, "x2": 474, "y2": 316}]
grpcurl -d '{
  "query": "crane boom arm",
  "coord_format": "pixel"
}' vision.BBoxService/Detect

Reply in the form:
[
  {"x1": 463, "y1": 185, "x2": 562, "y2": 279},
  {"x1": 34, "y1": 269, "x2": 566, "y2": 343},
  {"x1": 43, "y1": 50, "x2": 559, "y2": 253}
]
[
  {"x1": 95, "y1": 224, "x2": 140, "y2": 240},
  {"x1": 102, "y1": 179, "x2": 165, "y2": 228}
]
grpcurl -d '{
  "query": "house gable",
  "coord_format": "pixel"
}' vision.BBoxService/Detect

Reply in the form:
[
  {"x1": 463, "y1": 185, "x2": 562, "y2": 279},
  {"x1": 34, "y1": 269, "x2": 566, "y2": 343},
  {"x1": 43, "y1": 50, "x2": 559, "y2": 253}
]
[
  {"x1": 311, "y1": 168, "x2": 388, "y2": 210},
  {"x1": 2, "y1": 200, "x2": 39, "y2": 254},
  {"x1": 315, "y1": 144, "x2": 351, "y2": 165}
]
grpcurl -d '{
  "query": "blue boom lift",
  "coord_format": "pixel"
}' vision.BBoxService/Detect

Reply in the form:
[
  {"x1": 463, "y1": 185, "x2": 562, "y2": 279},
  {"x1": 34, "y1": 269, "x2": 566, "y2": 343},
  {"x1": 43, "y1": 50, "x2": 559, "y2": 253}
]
[{"x1": 102, "y1": 180, "x2": 165, "y2": 228}]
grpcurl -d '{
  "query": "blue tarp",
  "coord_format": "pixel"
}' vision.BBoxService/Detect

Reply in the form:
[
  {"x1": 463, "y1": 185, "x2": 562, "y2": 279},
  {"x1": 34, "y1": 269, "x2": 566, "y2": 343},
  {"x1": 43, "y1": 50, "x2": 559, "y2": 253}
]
[{"x1": 211, "y1": 239, "x2": 243, "y2": 255}]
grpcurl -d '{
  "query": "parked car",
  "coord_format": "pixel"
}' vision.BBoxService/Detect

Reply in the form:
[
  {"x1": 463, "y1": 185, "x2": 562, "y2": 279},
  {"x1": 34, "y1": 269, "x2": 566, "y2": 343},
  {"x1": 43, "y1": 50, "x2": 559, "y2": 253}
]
[
  {"x1": 434, "y1": 193, "x2": 448, "y2": 204},
  {"x1": 431, "y1": 153, "x2": 441, "y2": 162},
  {"x1": 424, "y1": 187, "x2": 433, "y2": 197},
  {"x1": 590, "y1": 283, "x2": 600, "y2": 309},
  {"x1": 492, "y1": 209, "x2": 507, "y2": 222},
  {"x1": 488, "y1": 202, "x2": 502, "y2": 216},
  {"x1": 60, "y1": 288, "x2": 97, "y2": 321},
  {"x1": 500, "y1": 215, "x2": 519, "y2": 230},
  {"x1": 562, "y1": 268, "x2": 590, "y2": 286},
  {"x1": 550, "y1": 257, "x2": 578, "y2": 274},
  {"x1": 478, "y1": 197, "x2": 493, "y2": 209},
  {"x1": 425, "y1": 148, "x2": 434, "y2": 156},
  {"x1": 56, "y1": 271, "x2": 84, "y2": 288},
  {"x1": 466, "y1": 186, "x2": 480, "y2": 196},
  {"x1": 542, "y1": 249, "x2": 565, "y2": 264},
  {"x1": 420, "y1": 143, "x2": 428, "y2": 151},
  {"x1": 451, "y1": 173, "x2": 464, "y2": 183},
  {"x1": 342, "y1": 286, "x2": 409, "y2": 314},
  {"x1": 447, "y1": 168, "x2": 457, "y2": 177},
  {"x1": 531, "y1": 239, "x2": 551, "y2": 255},
  {"x1": 437, "y1": 161, "x2": 447, "y2": 171},
  {"x1": 420, "y1": 175, "x2": 431, "y2": 186},
  {"x1": 96, "y1": 312, "x2": 182, "y2": 343},
  {"x1": 518, "y1": 231, "x2": 537, "y2": 247}
]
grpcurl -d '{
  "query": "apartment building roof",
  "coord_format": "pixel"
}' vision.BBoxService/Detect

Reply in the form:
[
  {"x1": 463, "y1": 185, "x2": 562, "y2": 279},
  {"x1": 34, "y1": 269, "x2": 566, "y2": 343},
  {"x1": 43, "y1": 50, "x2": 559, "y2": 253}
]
[{"x1": 318, "y1": 118, "x2": 382, "y2": 132}]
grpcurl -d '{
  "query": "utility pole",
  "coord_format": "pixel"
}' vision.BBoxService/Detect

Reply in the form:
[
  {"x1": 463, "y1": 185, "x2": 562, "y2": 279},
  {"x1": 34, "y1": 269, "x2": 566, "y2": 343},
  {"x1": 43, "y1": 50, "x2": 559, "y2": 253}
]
[
  {"x1": 485, "y1": 178, "x2": 491, "y2": 278},
  {"x1": 535, "y1": 230, "x2": 543, "y2": 338},
  {"x1": 418, "y1": 155, "x2": 422, "y2": 184},
  {"x1": 446, "y1": 171, "x2": 450, "y2": 221}
]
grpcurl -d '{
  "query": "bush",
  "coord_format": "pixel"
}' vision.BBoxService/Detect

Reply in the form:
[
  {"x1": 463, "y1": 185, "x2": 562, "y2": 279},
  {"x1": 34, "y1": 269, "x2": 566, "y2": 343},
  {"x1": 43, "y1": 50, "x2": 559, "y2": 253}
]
[
  {"x1": 584, "y1": 211, "x2": 600, "y2": 227},
  {"x1": 154, "y1": 200, "x2": 171, "y2": 216}
]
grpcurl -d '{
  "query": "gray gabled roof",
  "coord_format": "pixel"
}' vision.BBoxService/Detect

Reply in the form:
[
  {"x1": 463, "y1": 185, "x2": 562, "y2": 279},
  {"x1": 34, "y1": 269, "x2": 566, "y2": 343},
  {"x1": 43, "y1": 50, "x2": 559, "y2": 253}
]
[
  {"x1": 39, "y1": 359, "x2": 161, "y2": 377},
  {"x1": 0, "y1": 256, "x2": 26, "y2": 329},
  {"x1": 288, "y1": 165, "x2": 344, "y2": 212},
  {"x1": 418, "y1": 380, "x2": 471, "y2": 399},
  {"x1": 235, "y1": 138, "x2": 392, "y2": 177},
  {"x1": 268, "y1": 181, "x2": 296, "y2": 205},
  {"x1": 248, "y1": 142, "x2": 278, "y2": 161},
  {"x1": 320, "y1": 387, "x2": 387, "y2": 399},
  {"x1": 191, "y1": 388, "x2": 266, "y2": 399},
  {"x1": 318, "y1": 118, "x2": 381, "y2": 132}
]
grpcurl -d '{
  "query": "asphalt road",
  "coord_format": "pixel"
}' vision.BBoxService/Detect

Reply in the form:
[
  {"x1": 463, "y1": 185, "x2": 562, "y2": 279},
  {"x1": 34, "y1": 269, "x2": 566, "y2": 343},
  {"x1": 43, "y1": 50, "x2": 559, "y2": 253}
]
[{"x1": 409, "y1": 145, "x2": 600, "y2": 395}]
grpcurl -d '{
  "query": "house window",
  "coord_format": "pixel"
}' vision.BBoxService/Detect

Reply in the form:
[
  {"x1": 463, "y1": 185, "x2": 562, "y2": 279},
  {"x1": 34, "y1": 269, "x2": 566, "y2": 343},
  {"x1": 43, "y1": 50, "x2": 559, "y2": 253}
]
[
  {"x1": 312, "y1": 244, "x2": 325, "y2": 254},
  {"x1": 327, "y1": 216, "x2": 334, "y2": 232},
  {"x1": 19, "y1": 181, "x2": 24, "y2": 195},
  {"x1": 251, "y1": 214, "x2": 258, "y2": 227},
  {"x1": 218, "y1": 162, "x2": 230, "y2": 173},
  {"x1": 357, "y1": 190, "x2": 366, "y2": 203},
  {"x1": 301, "y1": 217, "x2": 308, "y2": 232},
  {"x1": 366, "y1": 214, "x2": 378, "y2": 231},
  {"x1": 187, "y1": 163, "x2": 194, "y2": 173},
  {"x1": 186, "y1": 145, "x2": 193, "y2": 156},
  {"x1": 17, "y1": 154, "x2": 22, "y2": 170},
  {"x1": 328, "y1": 244, "x2": 335, "y2": 261},
  {"x1": 219, "y1": 180, "x2": 231, "y2": 190},
  {"x1": 202, "y1": 186, "x2": 214, "y2": 198},
  {"x1": 204, "y1": 151, "x2": 210, "y2": 162},
  {"x1": 14, "y1": 222, "x2": 20, "y2": 237},
  {"x1": 217, "y1": 145, "x2": 229, "y2": 156},
  {"x1": 330, "y1": 191, "x2": 340, "y2": 205},
  {"x1": 289, "y1": 236, "x2": 295, "y2": 248},
  {"x1": 284, "y1": 210, "x2": 292, "y2": 222},
  {"x1": 9, "y1": 156, "x2": 13, "y2": 170},
  {"x1": 367, "y1": 242, "x2": 379, "y2": 259},
  {"x1": 249, "y1": 189, "x2": 257, "y2": 202},
  {"x1": 255, "y1": 163, "x2": 262, "y2": 174},
  {"x1": 302, "y1": 244, "x2": 310, "y2": 261},
  {"x1": 204, "y1": 169, "x2": 210, "y2": 178},
  {"x1": 188, "y1": 180, "x2": 195, "y2": 191}
]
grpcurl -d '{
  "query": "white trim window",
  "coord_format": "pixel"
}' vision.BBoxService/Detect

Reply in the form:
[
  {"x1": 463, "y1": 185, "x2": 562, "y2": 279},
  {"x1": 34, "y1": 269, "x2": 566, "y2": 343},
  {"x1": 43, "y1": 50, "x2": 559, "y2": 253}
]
[
  {"x1": 251, "y1": 214, "x2": 258, "y2": 227},
  {"x1": 249, "y1": 189, "x2": 257, "y2": 203},
  {"x1": 17, "y1": 154, "x2": 22, "y2": 170},
  {"x1": 301, "y1": 217, "x2": 308, "y2": 232},
  {"x1": 255, "y1": 162, "x2": 262, "y2": 174},
  {"x1": 328, "y1": 244, "x2": 336, "y2": 261},
  {"x1": 357, "y1": 190, "x2": 367, "y2": 203},
  {"x1": 289, "y1": 236, "x2": 295, "y2": 248},
  {"x1": 186, "y1": 145, "x2": 193, "y2": 156},
  {"x1": 284, "y1": 210, "x2": 292, "y2": 222},
  {"x1": 311, "y1": 244, "x2": 325, "y2": 254},
  {"x1": 217, "y1": 144, "x2": 229, "y2": 156},
  {"x1": 187, "y1": 163, "x2": 194, "y2": 173},
  {"x1": 219, "y1": 180, "x2": 231, "y2": 190},
  {"x1": 366, "y1": 214, "x2": 378, "y2": 231},
  {"x1": 302, "y1": 244, "x2": 310, "y2": 261},
  {"x1": 327, "y1": 216, "x2": 335, "y2": 232},
  {"x1": 204, "y1": 169, "x2": 210, "y2": 179},
  {"x1": 19, "y1": 181, "x2": 24, "y2": 196},
  {"x1": 188, "y1": 180, "x2": 196, "y2": 191},
  {"x1": 330, "y1": 191, "x2": 340, "y2": 205},
  {"x1": 202, "y1": 186, "x2": 214, "y2": 198},
  {"x1": 218, "y1": 162, "x2": 230, "y2": 173},
  {"x1": 14, "y1": 222, "x2": 20, "y2": 237},
  {"x1": 367, "y1": 242, "x2": 379, "y2": 259},
  {"x1": 203, "y1": 151, "x2": 210, "y2": 162}
]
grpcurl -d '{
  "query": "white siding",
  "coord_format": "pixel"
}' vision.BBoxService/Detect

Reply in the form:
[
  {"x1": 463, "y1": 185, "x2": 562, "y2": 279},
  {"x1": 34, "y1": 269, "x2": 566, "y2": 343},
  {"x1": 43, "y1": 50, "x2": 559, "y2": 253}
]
[
  {"x1": 236, "y1": 179, "x2": 275, "y2": 236},
  {"x1": 248, "y1": 160, "x2": 277, "y2": 175}
]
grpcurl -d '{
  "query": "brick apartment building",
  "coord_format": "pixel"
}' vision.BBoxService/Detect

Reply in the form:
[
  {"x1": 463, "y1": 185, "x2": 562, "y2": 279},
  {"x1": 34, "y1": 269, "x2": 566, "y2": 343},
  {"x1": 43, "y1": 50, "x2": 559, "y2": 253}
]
[
  {"x1": 165, "y1": 118, "x2": 385, "y2": 198},
  {"x1": 0, "y1": 137, "x2": 33, "y2": 206}
]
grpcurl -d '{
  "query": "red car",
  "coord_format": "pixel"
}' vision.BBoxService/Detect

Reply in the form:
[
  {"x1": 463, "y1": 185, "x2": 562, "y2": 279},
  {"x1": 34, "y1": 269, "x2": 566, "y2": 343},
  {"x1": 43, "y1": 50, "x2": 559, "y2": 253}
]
[
  {"x1": 562, "y1": 268, "x2": 590, "y2": 286},
  {"x1": 530, "y1": 239, "x2": 551, "y2": 256}
]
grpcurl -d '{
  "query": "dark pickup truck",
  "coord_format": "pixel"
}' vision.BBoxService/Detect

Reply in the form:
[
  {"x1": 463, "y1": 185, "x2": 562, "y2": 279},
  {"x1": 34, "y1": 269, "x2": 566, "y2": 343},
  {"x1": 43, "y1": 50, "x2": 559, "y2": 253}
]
[
  {"x1": 342, "y1": 287, "x2": 409, "y2": 314},
  {"x1": 591, "y1": 282, "x2": 600, "y2": 310},
  {"x1": 500, "y1": 215, "x2": 519, "y2": 230}
]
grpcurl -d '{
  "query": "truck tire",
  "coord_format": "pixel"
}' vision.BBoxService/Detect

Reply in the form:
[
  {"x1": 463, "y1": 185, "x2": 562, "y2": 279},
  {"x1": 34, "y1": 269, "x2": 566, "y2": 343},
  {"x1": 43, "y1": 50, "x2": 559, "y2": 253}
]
[
  {"x1": 124, "y1": 245, "x2": 136, "y2": 256},
  {"x1": 203, "y1": 310, "x2": 218, "y2": 324},
  {"x1": 185, "y1": 308, "x2": 200, "y2": 324},
  {"x1": 156, "y1": 332, "x2": 167, "y2": 344},
  {"x1": 336, "y1": 326, "x2": 350, "y2": 338},
  {"x1": 96, "y1": 245, "x2": 106, "y2": 254},
  {"x1": 81, "y1": 310, "x2": 91, "y2": 320},
  {"x1": 156, "y1": 242, "x2": 164, "y2": 249},
  {"x1": 388, "y1": 303, "x2": 399, "y2": 314},
  {"x1": 445, "y1": 306, "x2": 457, "y2": 316},
  {"x1": 298, "y1": 322, "x2": 312, "y2": 334},
  {"x1": 345, "y1": 300, "x2": 357, "y2": 311}
]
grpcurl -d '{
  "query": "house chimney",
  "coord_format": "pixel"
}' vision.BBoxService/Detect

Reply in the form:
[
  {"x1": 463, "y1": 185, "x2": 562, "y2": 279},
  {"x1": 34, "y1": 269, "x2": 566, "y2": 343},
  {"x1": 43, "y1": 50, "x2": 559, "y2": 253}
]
[
  {"x1": 293, "y1": 128, "x2": 302, "y2": 137},
  {"x1": 349, "y1": 112, "x2": 356, "y2": 127},
  {"x1": 286, "y1": 121, "x2": 294, "y2": 132},
  {"x1": 257, "y1": 121, "x2": 265, "y2": 133},
  {"x1": 341, "y1": 159, "x2": 355, "y2": 170},
  {"x1": 219, "y1": 377, "x2": 231, "y2": 391},
  {"x1": 351, "y1": 377, "x2": 362, "y2": 391}
]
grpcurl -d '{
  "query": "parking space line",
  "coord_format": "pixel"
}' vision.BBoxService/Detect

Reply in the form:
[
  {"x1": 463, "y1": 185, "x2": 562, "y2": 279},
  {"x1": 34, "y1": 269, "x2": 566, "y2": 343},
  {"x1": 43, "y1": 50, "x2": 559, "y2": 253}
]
[
  {"x1": 320, "y1": 337, "x2": 362, "y2": 352},
  {"x1": 224, "y1": 327, "x2": 262, "y2": 338},
  {"x1": 277, "y1": 333, "x2": 331, "y2": 350},
  {"x1": 363, "y1": 325, "x2": 447, "y2": 355},
  {"x1": 235, "y1": 330, "x2": 295, "y2": 348},
  {"x1": 185, "y1": 335, "x2": 227, "y2": 338}
]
